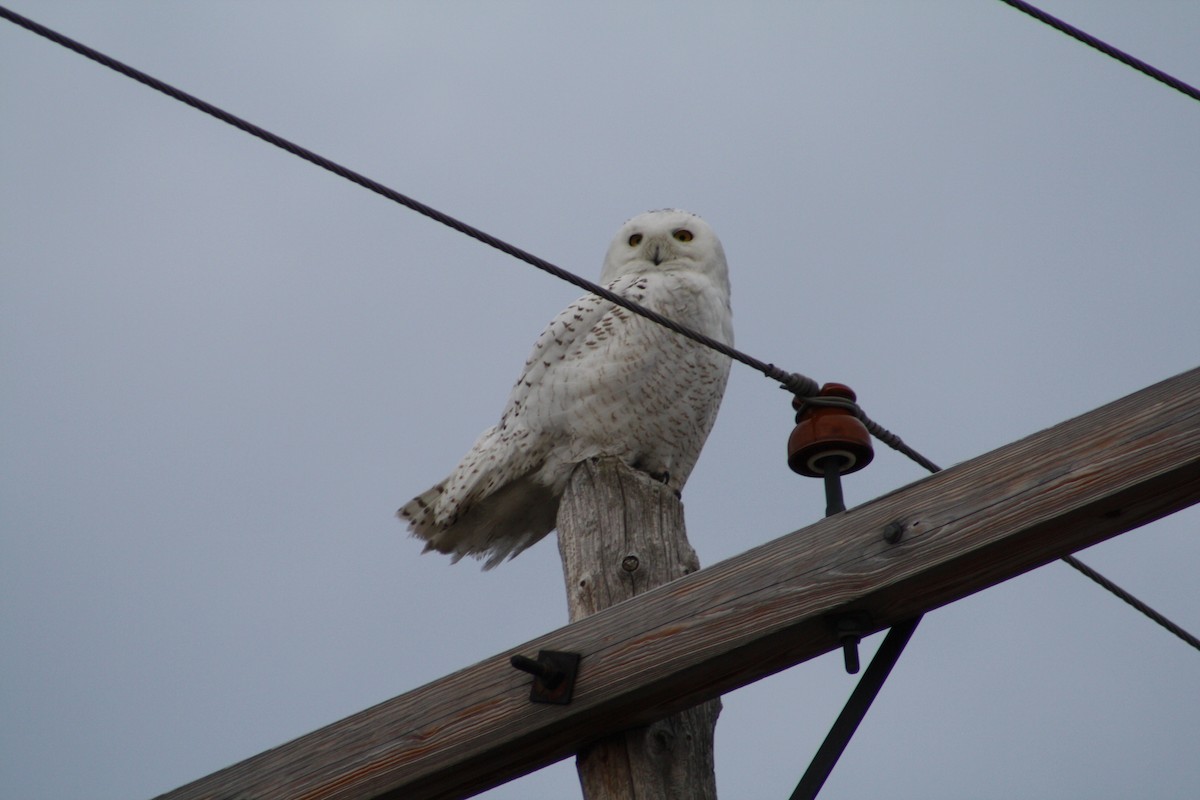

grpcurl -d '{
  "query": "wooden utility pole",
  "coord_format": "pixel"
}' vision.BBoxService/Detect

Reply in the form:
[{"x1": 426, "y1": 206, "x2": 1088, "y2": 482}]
[
  {"x1": 558, "y1": 457, "x2": 721, "y2": 799},
  {"x1": 152, "y1": 366, "x2": 1200, "y2": 800}
]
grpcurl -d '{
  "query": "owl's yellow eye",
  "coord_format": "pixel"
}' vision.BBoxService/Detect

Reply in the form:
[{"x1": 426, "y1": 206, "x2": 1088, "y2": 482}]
[
  {"x1": 628, "y1": 233, "x2": 643, "y2": 246},
  {"x1": 673, "y1": 229, "x2": 694, "y2": 242}
]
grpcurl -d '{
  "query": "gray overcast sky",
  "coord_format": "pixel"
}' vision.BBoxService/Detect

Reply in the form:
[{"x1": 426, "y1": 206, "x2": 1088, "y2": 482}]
[{"x1": 2, "y1": 2, "x2": 1198, "y2": 799}]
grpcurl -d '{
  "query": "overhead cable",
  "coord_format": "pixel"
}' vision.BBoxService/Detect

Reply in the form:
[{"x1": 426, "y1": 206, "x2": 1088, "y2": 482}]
[
  {"x1": 5, "y1": 5, "x2": 1197, "y2": 652},
  {"x1": 997, "y1": 0, "x2": 1200, "y2": 103},
  {"x1": 1062, "y1": 554, "x2": 1200, "y2": 653}
]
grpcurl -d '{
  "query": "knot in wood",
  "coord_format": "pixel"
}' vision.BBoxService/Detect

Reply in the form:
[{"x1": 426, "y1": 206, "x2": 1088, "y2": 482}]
[
  {"x1": 883, "y1": 520, "x2": 905, "y2": 544},
  {"x1": 621, "y1": 554, "x2": 641, "y2": 572}
]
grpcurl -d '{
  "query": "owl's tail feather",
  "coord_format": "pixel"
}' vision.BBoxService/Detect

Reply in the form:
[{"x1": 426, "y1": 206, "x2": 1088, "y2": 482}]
[
  {"x1": 396, "y1": 483, "x2": 446, "y2": 545},
  {"x1": 398, "y1": 475, "x2": 559, "y2": 569}
]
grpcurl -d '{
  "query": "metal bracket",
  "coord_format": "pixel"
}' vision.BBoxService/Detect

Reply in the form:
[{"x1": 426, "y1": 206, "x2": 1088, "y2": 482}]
[
  {"x1": 790, "y1": 617, "x2": 922, "y2": 800},
  {"x1": 510, "y1": 650, "x2": 581, "y2": 704}
]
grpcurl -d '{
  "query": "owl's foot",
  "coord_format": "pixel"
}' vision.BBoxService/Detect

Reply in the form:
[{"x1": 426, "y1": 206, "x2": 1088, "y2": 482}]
[
  {"x1": 627, "y1": 457, "x2": 681, "y2": 496},
  {"x1": 650, "y1": 469, "x2": 671, "y2": 486}
]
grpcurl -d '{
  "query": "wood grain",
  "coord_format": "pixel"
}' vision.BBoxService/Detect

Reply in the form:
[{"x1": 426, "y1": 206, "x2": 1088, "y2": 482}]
[
  {"x1": 153, "y1": 367, "x2": 1200, "y2": 800},
  {"x1": 558, "y1": 458, "x2": 720, "y2": 799}
]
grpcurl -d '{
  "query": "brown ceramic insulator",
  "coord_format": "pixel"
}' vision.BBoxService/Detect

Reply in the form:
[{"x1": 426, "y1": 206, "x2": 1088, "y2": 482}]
[{"x1": 787, "y1": 383, "x2": 875, "y2": 477}]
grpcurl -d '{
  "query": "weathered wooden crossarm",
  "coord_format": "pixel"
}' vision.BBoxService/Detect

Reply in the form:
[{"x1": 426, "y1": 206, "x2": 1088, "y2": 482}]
[{"x1": 154, "y1": 367, "x2": 1200, "y2": 800}]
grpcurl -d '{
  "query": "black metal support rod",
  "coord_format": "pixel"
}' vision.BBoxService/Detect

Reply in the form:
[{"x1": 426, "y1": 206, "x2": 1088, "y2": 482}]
[
  {"x1": 818, "y1": 456, "x2": 846, "y2": 516},
  {"x1": 789, "y1": 616, "x2": 922, "y2": 800}
]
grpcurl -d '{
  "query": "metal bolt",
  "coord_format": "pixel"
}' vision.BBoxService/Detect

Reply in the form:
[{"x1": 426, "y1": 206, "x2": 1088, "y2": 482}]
[
  {"x1": 510, "y1": 650, "x2": 582, "y2": 704},
  {"x1": 510, "y1": 654, "x2": 563, "y2": 688},
  {"x1": 832, "y1": 612, "x2": 871, "y2": 675}
]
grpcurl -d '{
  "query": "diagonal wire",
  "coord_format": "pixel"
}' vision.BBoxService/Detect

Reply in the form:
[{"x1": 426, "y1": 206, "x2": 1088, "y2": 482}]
[
  {"x1": 1062, "y1": 554, "x2": 1200, "y2": 652},
  {"x1": 991, "y1": 0, "x2": 1200, "y2": 654},
  {"x1": 7, "y1": 5, "x2": 1198, "y2": 654},
  {"x1": 9, "y1": 14, "x2": 1198, "y2": 799},
  {"x1": 997, "y1": 0, "x2": 1200, "y2": 103},
  {"x1": 907, "y1": 443, "x2": 1199, "y2": 653},
  {"x1": 795, "y1": 473, "x2": 1199, "y2": 800},
  {"x1": 0, "y1": 5, "x2": 812, "y2": 396},
  {"x1": 1, "y1": 3, "x2": 960, "y2": 473}
]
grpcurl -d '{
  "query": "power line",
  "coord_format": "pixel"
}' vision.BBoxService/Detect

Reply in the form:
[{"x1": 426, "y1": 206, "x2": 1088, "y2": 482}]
[
  {"x1": 997, "y1": 0, "x2": 1200, "y2": 103},
  {"x1": 1063, "y1": 554, "x2": 1200, "y2": 653},
  {"x1": 5, "y1": 5, "x2": 1196, "y2": 654},
  {"x1": 0, "y1": 7, "x2": 808, "y2": 391},
  {"x1": 908, "y1": 441, "x2": 1199, "y2": 654},
  {"x1": 10, "y1": 11, "x2": 1199, "y2": 800},
  {"x1": 987, "y1": 0, "x2": 1200, "y2": 652},
  {"x1": 2, "y1": 4, "x2": 969, "y2": 475}
]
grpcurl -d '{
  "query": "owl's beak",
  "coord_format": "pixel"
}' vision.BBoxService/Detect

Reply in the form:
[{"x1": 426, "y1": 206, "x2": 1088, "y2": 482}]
[{"x1": 649, "y1": 242, "x2": 666, "y2": 265}]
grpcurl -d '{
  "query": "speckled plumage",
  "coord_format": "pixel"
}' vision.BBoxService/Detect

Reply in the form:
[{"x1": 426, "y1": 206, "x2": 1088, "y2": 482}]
[{"x1": 398, "y1": 210, "x2": 733, "y2": 568}]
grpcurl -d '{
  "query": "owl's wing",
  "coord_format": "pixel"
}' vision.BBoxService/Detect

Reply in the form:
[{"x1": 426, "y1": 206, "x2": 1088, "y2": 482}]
[
  {"x1": 502, "y1": 290, "x2": 615, "y2": 411},
  {"x1": 501, "y1": 271, "x2": 729, "y2": 486},
  {"x1": 496, "y1": 274, "x2": 685, "y2": 435},
  {"x1": 439, "y1": 284, "x2": 624, "y2": 504},
  {"x1": 398, "y1": 286, "x2": 624, "y2": 565},
  {"x1": 401, "y1": 272, "x2": 728, "y2": 567}
]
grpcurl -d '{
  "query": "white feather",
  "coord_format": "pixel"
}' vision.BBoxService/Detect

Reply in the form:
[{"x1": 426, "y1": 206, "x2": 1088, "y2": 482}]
[{"x1": 398, "y1": 210, "x2": 733, "y2": 568}]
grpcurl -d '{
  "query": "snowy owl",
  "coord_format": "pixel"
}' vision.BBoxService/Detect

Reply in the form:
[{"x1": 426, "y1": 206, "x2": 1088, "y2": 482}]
[{"x1": 398, "y1": 209, "x2": 733, "y2": 568}]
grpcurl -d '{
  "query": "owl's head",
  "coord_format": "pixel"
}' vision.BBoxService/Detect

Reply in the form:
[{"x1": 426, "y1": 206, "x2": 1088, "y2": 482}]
[{"x1": 599, "y1": 209, "x2": 729, "y2": 292}]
